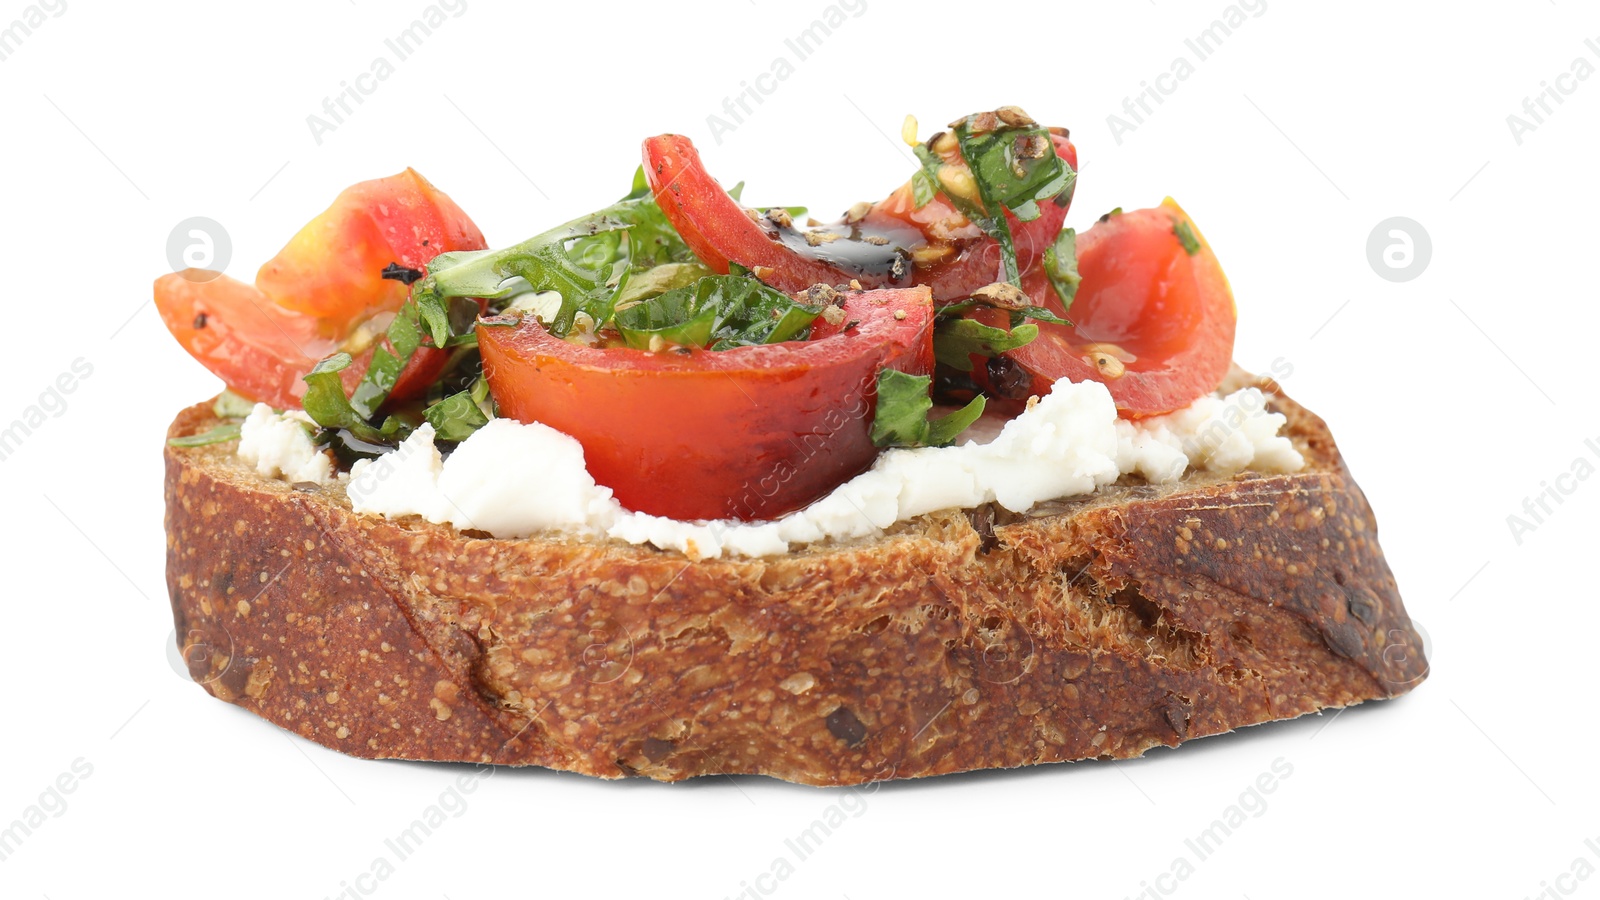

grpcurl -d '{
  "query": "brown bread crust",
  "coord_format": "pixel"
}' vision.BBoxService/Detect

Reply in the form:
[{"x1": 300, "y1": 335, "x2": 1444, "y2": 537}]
[{"x1": 164, "y1": 373, "x2": 1426, "y2": 786}]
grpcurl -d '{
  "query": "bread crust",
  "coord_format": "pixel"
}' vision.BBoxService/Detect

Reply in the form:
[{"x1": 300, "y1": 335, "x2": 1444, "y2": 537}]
[{"x1": 164, "y1": 373, "x2": 1426, "y2": 785}]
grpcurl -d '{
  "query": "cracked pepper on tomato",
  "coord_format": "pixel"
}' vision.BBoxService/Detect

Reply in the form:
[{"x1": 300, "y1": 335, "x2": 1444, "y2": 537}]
[{"x1": 156, "y1": 105, "x2": 1239, "y2": 520}]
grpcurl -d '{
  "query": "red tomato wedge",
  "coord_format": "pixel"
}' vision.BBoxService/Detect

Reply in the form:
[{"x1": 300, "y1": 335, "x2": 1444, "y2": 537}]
[
  {"x1": 1005, "y1": 199, "x2": 1237, "y2": 417},
  {"x1": 642, "y1": 133, "x2": 1076, "y2": 301},
  {"x1": 154, "y1": 169, "x2": 486, "y2": 410},
  {"x1": 154, "y1": 272, "x2": 450, "y2": 410},
  {"x1": 156, "y1": 272, "x2": 337, "y2": 410},
  {"x1": 478, "y1": 288, "x2": 935, "y2": 521},
  {"x1": 257, "y1": 168, "x2": 486, "y2": 324}
]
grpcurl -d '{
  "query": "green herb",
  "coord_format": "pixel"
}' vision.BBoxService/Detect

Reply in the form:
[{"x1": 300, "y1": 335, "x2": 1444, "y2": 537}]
[
  {"x1": 933, "y1": 319, "x2": 1039, "y2": 371},
  {"x1": 1173, "y1": 219, "x2": 1201, "y2": 255},
  {"x1": 212, "y1": 390, "x2": 256, "y2": 419},
  {"x1": 424, "y1": 388, "x2": 490, "y2": 442},
  {"x1": 302, "y1": 169, "x2": 700, "y2": 440},
  {"x1": 1042, "y1": 227, "x2": 1081, "y2": 312},
  {"x1": 613, "y1": 274, "x2": 822, "y2": 351},
  {"x1": 167, "y1": 423, "x2": 242, "y2": 447},
  {"x1": 613, "y1": 287, "x2": 717, "y2": 348},
  {"x1": 301, "y1": 353, "x2": 389, "y2": 443},
  {"x1": 870, "y1": 368, "x2": 986, "y2": 448},
  {"x1": 911, "y1": 145, "x2": 943, "y2": 210},
  {"x1": 939, "y1": 293, "x2": 1073, "y2": 328},
  {"x1": 613, "y1": 261, "x2": 714, "y2": 307},
  {"x1": 914, "y1": 114, "x2": 1076, "y2": 286}
]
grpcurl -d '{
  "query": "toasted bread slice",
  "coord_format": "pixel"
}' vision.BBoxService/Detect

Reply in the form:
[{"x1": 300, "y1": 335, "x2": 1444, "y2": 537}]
[{"x1": 164, "y1": 369, "x2": 1426, "y2": 786}]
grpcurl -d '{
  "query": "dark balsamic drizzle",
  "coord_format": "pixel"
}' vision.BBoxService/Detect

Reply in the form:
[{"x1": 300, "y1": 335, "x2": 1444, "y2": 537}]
[{"x1": 380, "y1": 262, "x2": 425, "y2": 285}]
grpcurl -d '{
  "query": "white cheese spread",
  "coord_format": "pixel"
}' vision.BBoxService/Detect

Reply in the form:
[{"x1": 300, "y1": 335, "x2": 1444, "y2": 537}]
[
  {"x1": 237, "y1": 380, "x2": 1304, "y2": 559},
  {"x1": 237, "y1": 404, "x2": 334, "y2": 485}
]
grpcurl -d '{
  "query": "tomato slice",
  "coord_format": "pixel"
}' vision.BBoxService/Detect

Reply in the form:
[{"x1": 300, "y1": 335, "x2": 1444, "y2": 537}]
[
  {"x1": 478, "y1": 288, "x2": 935, "y2": 521},
  {"x1": 642, "y1": 133, "x2": 1076, "y2": 300},
  {"x1": 155, "y1": 169, "x2": 486, "y2": 410},
  {"x1": 156, "y1": 273, "x2": 336, "y2": 409},
  {"x1": 1004, "y1": 200, "x2": 1237, "y2": 417},
  {"x1": 256, "y1": 168, "x2": 486, "y2": 328},
  {"x1": 154, "y1": 273, "x2": 449, "y2": 410}
]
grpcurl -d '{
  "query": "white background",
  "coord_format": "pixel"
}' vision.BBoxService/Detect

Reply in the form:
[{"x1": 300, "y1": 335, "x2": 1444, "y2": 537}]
[{"x1": 2, "y1": 1, "x2": 1596, "y2": 897}]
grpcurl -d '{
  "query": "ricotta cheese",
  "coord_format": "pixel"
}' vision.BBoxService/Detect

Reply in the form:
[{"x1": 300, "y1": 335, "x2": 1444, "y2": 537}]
[
  {"x1": 237, "y1": 404, "x2": 334, "y2": 485},
  {"x1": 307, "y1": 379, "x2": 1304, "y2": 559}
]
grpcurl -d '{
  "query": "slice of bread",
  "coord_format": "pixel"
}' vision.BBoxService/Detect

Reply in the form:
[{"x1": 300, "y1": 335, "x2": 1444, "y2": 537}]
[{"x1": 164, "y1": 369, "x2": 1426, "y2": 786}]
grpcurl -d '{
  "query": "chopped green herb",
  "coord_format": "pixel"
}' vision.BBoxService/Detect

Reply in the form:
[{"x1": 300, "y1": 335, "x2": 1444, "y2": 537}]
[
  {"x1": 212, "y1": 390, "x2": 257, "y2": 419},
  {"x1": 613, "y1": 262, "x2": 714, "y2": 307},
  {"x1": 1042, "y1": 227, "x2": 1081, "y2": 313},
  {"x1": 870, "y1": 368, "x2": 986, "y2": 448},
  {"x1": 167, "y1": 423, "x2": 242, "y2": 447},
  {"x1": 933, "y1": 319, "x2": 1039, "y2": 371},
  {"x1": 613, "y1": 287, "x2": 718, "y2": 348},
  {"x1": 301, "y1": 353, "x2": 389, "y2": 443},
  {"x1": 424, "y1": 389, "x2": 491, "y2": 442},
  {"x1": 1173, "y1": 219, "x2": 1201, "y2": 255},
  {"x1": 940, "y1": 114, "x2": 1076, "y2": 285},
  {"x1": 613, "y1": 274, "x2": 822, "y2": 351},
  {"x1": 911, "y1": 144, "x2": 944, "y2": 210},
  {"x1": 937, "y1": 299, "x2": 1071, "y2": 328}
]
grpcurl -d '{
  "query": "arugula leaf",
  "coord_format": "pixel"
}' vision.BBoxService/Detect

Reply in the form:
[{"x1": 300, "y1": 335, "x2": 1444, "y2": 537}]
[
  {"x1": 1173, "y1": 219, "x2": 1201, "y2": 255},
  {"x1": 167, "y1": 423, "x2": 242, "y2": 447},
  {"x1": 933, "y1": 319, "x2": 1039, "y2": 371},
  {"x1": 1042, "y1": 227, "x2": 1081, "y2": 312},
  {"x1": 870, "y1": 368, "x2": 986, "y2": 448},
  {"x1": 613, "y1": 275, "x2": 822, "y2": 351}
]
